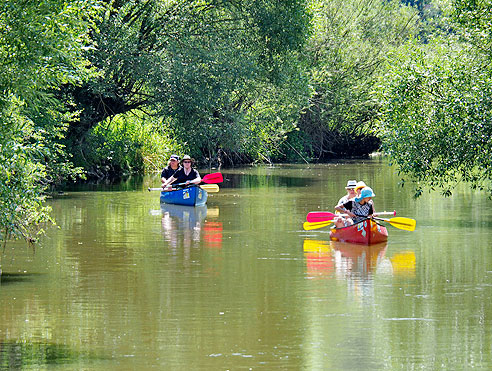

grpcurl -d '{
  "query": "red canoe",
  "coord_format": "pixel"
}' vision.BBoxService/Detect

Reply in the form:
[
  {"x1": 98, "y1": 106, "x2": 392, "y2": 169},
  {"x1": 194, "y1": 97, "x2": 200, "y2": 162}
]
[{"x1": 330, "y1": 218, "x2": 388, "y2": 245}]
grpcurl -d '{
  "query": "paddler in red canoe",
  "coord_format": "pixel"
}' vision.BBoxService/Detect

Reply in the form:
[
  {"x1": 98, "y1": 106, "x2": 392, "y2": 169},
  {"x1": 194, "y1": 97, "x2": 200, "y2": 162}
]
[
  {"x1": 334, "y1": 187, "x2": 376, "y2": 228},
  {"x1": 338, "y1": 179, "x2": 357, "y2": 205}
]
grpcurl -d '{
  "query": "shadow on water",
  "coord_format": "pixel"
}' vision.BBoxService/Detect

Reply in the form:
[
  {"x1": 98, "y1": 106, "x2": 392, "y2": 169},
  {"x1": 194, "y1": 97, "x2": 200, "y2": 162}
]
[
  {"x1": 222, "y1": 173, "x2": 316, "y2": 188},
  {"x1": 60, "y1": 175, "x2": 145, "y2": 193},
  {"x1": 54, "y1": 168, "x2": 317, "y2": 195},
  {"x1": 0, "y1": 272, "x2": 42, "y2": 286},
  {"x1": 0, "y1": 341, "x2": 107, "y2": 369}
]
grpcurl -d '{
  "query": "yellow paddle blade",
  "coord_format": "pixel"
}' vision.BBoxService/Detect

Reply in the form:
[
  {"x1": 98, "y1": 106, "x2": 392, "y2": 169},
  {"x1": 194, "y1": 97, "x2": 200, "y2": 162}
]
[
  {"x1": 200, "y1": 184, "x2": 219, "y2": 193},
  {"x1": 303, "y1": 220, "x2": 333, "y2": 231},
  {"x1": 389, "y1": 217, "x2": 416, "y2": 231},
  {"x1": 374, "y1": 216, "x2": 416, "y2": 231}
]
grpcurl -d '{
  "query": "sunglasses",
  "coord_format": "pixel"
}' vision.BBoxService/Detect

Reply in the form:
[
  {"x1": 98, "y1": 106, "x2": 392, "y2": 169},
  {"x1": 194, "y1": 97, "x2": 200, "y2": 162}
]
[{"x1": 183, "y1": 160, "x2": 191, "y2": 163}]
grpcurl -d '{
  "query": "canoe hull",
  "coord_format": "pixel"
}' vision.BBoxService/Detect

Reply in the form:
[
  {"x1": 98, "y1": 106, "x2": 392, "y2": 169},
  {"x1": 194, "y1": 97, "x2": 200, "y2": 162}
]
[
  {"x1": 160, "y1": 186, "x2": 208, "y2": 206},
  {"x1": 330, "y1": 219, "x2": 388, "y2": 245}
]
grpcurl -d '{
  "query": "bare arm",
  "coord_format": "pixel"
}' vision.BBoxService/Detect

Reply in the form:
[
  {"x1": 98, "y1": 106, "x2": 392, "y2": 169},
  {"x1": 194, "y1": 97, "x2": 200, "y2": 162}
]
[
  {"x1": 185, "y1": 170, "x2": 201, "y2": 185},
  {"x1": 189, "y1": 174, "x2": 201, "y2": 184},
  {"x1": 162, "y1": 176, "x2": 176, "y2": 189},
  {"x1": 335, "y1": 204, "x2": 356, "y2": 219}
]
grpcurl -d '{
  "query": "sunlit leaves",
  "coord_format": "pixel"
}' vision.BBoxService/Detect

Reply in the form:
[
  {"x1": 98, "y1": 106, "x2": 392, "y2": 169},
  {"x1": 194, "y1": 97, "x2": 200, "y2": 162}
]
[
  {"x1": 68, "y1": 0, "x2": 310, "y2": 164},
  {"x1": 376, "y1": 35, "x2": 492, "y2": 197},
  {"x1": 297, "y1": 0, "x2": 418, "y2": 159},
  {"x1": 0, "y1": 0, "x2": 101, "y2": 242},
  {"x1": 0, "y1": 98, "x2": 53, "y2": 242}
]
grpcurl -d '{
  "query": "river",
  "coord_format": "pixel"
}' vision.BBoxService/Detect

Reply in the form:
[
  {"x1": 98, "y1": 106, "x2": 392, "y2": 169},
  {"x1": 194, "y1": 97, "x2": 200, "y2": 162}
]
[{"x1": 1, "y1": 158, "x2": 492, "y2": 370}]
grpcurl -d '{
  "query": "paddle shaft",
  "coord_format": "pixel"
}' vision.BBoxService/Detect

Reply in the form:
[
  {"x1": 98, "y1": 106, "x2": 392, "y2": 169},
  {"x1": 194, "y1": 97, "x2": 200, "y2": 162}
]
[
  {"x1": 161, "y1": 171, "x2": 223, "y2": 189},
  {"x1": 304, "y1": 214, "x2": 416, "y2": 232},
  {"x1": 304, "y1": 214, "x2": 391, "y2": 231},
  {"x1": 148, "y1": 184, "x2": 219, "y2": 193},
  {"x1": 306, "y1": 210, "x2": 396, "y2": 223}
]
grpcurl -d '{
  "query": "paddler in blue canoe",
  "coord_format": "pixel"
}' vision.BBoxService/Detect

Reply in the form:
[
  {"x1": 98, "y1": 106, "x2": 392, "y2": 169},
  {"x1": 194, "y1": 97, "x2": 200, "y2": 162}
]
[
  {"x1": 162, "y1": 155, "x2": 202, "y2": 190},
  {"x1": 161, "y1": 154, "x2": 180, "y2": 186}
]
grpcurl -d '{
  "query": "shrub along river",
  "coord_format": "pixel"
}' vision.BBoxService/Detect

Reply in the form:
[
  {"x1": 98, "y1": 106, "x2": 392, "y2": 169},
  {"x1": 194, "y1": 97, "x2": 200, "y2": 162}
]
[{"x1": 1, "y1": 158, "x2": 492, "y2": 369}]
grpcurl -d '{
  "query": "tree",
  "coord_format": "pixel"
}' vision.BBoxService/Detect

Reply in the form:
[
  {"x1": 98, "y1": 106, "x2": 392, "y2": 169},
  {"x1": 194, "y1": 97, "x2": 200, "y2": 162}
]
[
  {"x1": 0, "y1": 0, "x2": 100, "y2": 242},
  {"x1": 60, "y1": 0, "x2": 310, "y2": 166},
  {"x1": 296, "y1": 0, "x2": 418, "y2": 160},
  {"x1": 376, "y1": 0, "x2": 492, "y2": 197}
]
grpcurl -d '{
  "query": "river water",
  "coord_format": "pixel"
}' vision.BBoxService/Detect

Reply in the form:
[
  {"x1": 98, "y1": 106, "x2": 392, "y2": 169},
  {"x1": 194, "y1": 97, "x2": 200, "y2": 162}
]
[{"x1": 1, "y1": 158, "x2": 492, "y2": 370}]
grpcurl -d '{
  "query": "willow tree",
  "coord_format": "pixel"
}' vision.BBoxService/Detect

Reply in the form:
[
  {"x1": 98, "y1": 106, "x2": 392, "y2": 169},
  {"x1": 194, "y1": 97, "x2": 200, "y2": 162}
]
[
  {"x1": 0, "y1": 0, "x2": 100, "y2": 242},
  {"x1": 376, "y1": 0, "x2": 492, "y2": 197},
  {"x1": 297, "y1": 0, "x2": 418, "y2": 160},
  {"x1": 60, "y1": 0, "x2": 310, "y2": 166}
]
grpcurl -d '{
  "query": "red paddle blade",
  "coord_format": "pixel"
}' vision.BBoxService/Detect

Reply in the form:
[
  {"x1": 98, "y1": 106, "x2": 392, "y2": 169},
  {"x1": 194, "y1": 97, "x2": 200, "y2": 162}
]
[
  {"x1": 202, "y1": 172, "x2": 223, "y2": 184},
  {"x1": 306, "y1": 212, "x2": 337, "y2": 223}
]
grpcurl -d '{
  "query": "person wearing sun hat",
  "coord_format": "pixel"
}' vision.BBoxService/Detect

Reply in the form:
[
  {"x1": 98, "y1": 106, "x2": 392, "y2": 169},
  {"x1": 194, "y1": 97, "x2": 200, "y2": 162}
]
[
  {"x1": 333, "y1": 180, "x2": 358, "y2": 227},
  {"x1": 334, "y1": 186, "x2": 376, "y2": 228},
  {"x1": 161, "y1": 154, "x2": 180, "y2": 185},
  {"x1": 337, "y1": 179, "x2": 357, "y2": 205},
  {"x1": 354, "y1": 180, "x2": 367, "y2": 197},
  {"x1": 162, "y1": 155, "x2": 202, "y2": 190}
]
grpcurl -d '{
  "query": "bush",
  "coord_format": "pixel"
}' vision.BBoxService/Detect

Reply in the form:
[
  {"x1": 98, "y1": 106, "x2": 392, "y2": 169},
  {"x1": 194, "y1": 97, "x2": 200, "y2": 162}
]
[{"x1": 78, "y1": 113, "x2": 184, "y2": 178}]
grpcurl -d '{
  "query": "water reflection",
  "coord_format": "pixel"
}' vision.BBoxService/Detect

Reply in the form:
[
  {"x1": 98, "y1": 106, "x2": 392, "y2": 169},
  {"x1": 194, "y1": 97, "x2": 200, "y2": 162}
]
[
  {"x1": 160, "y1": 204, "x2": 207, "y2": 249},
  {"x1": 388, "y1": 251, "x2": 416, "y2": 278},
  {"x1": 303, "y1": 239, "x2": 389, "y2": 280},
  {"x1": 331, "y1": 241, "x2": 390, "y2": 284},
  {"x1": 303, "y1": 239, "x2": 334, "y2": 278},
  {"x1": 0, "y1": 272, "x2": 39, "y2": 286},
  {"x1": 0, "y1": 341, "x2": 101, "y2": 369},
  {"x1": 203, "y1": 221, "x2": 223, "y2": 249},
  {"x1": 5, "y1": 160, "x2": 491, "y2": 369},
  {"x1": 160, "y1": 204, "x2": 223, "y2": 251},
  {"x1": 303, "y1": 239, "x2": 416, "y2": 282},
  {"x1": 223, "y1": 170, "x2": 316, "y2": 189},
  {"x1": 160, "y1": 204, "x2": 207, "y2": 229}
]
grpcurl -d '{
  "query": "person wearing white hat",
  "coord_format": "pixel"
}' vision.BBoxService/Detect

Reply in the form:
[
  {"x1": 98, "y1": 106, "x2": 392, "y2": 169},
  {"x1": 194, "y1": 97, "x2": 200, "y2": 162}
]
[
  {"x1": 334, "y1": 187, "x2": 376, "y2": 228},
  {"x1": 337, "y1": 179, "x2": 357, "y2": 205}
]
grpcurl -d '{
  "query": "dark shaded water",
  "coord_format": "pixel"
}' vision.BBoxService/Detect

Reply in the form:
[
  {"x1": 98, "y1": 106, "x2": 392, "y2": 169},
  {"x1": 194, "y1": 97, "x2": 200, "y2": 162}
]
[{"x1": 1, "y1": 159, "x2": 492, "y2": 369}]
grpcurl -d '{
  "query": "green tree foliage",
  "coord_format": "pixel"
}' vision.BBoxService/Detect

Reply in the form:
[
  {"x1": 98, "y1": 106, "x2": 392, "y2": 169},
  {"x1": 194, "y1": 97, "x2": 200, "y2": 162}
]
[
  {"x1": 0, "y1": 0, "x2": 101, "y2": 242},
  {"x1": 82, "y1": 113, "x2": 184, "y2": 177},
  {"x1": 297, "y1": 0, "x2": 418, "y2": 160},
  {"x1": 60, "y1": 0, "x2": 310, "y2": 166},
  {"x1": 0, "y1": 99, "x2": 52, "y2": 242},
  {"x1": 376, "y1": 0, "x2": 492, "y2": 196}
]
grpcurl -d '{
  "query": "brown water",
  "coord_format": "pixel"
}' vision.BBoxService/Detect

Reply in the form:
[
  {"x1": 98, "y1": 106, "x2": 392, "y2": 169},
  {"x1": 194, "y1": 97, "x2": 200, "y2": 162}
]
[{"x1": 1, "y1": 158, "x2": 492, "y2": 370}]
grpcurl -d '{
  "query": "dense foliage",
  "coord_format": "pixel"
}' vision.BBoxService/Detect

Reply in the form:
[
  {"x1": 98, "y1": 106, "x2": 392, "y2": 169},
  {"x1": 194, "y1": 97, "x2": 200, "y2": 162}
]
[
  {"x1": 0, "y1": 0, "x2": 100, "y2": 242},
  {"x1": 4, "y1": 0, "x2": 492, "y2": 242},
  {"x1": 60, "y1": 0, "x2": 310, "y2": 168},
  {"x1": 376, "y1": 0, "x2": 492, "y2": 196},
  {"x1": 297, "y1": 0, "x2": 418, "y2": 160}
]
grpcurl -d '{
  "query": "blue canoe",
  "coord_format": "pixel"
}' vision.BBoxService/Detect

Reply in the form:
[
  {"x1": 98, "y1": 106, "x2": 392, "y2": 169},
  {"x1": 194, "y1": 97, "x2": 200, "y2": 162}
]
[{"x1": 160, "y1": 185, "x2": 208, "y2": 206}]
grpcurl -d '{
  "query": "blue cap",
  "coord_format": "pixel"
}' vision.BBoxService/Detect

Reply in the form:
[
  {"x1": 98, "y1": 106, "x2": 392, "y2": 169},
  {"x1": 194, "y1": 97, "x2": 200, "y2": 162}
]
[
  {"x1": 169, "y1": 154, "x2": 179, "y2": 161},
  {"x1": 355, "y1": 187, "x2": 375, "y2": 202}
]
